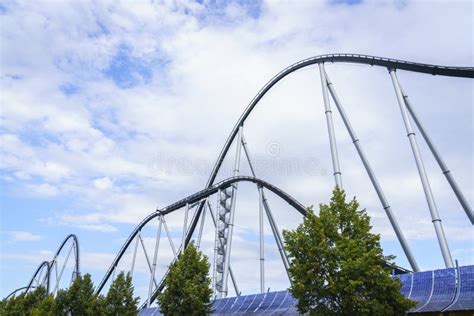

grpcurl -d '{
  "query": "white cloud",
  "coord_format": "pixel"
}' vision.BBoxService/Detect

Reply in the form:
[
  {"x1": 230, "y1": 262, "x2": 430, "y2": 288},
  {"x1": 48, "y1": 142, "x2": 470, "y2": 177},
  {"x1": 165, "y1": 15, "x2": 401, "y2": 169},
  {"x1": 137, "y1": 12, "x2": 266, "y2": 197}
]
[
  {"x1": 7, "y1": 231, "x2": 43, "y2": 242},
  {"x1": 0, "y1": 0, "x2": 472, "y2": 299},
  {"x1": 93, "y1": 176, "x2": 113, "y2": 190}
]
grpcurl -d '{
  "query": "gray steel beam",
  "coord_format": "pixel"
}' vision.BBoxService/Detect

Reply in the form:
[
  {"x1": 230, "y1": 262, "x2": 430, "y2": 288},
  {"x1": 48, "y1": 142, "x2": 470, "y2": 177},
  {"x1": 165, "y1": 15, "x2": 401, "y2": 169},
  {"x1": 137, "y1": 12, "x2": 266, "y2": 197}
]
[
  {"x1": 241, "y1": 133, "x2": 291, "y2": 282},
  {"x1": 148, "y1": 215, "x2": 163, "y2": 307},
  {"x1": 319, "y1": 63, "x2": 343, "y2": 188},
  {"x1": 324, "y1": 69, "x2": 420, "y2": 272},
  {"x1": 399, "y1": 85, "x2": 474, "y2": 224},
  {"x1": 130, "y1": 231, "x2": 140, "y2": 279},
  {"x1": 207, "y1": 200, "x2": 240, "y2": 297},
  {"x1": 222, "y1": 125, "x2": 243, "y2": 297},
  {"x1": 390, "y1": 69, "x2": 453, "y2": 268},
  {"x1": 258, "y1": 185, "x2": 265, "y2": 293}
]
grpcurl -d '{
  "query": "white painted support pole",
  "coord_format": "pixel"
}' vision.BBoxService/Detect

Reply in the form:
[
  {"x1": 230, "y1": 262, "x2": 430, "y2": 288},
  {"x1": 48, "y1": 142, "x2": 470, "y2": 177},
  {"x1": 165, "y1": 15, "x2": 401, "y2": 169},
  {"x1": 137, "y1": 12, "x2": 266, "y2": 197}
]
[
  {"x1": 147, "y1": 215, "x2": 163, "y2": 307},
  {"x1": 319, "y1": 63, "x2": 343, "y2": 188},
  {"x1": 258, "y1": 185, "x2": 265, "y2": 293},
  {"x1": 54, "y1": 243, "x2": 75, "y2": 294},
  {"x1": 207, "y1": 200, "x2": 240, "y2": 296},
  {"x1": 324, "y1": 70, "x2": 420, "y2": 272},
  {"x1": 163, "y1": 218, "x2": 177, "y2": 256},
  {"x1": 130, "y1": 231, "x2": 140, "y2": 279},
  {"x1": 197, "y1": 200, "x2": 207, "y2": 248},
  {"x1": 181, "y1": 204, "x2": 189, "y2": 252},
  {"x1": 241, "y1": 133, "x2": 291, "y2": 282},
  {"x1": 222, "y1": 125, "x2": 243, "y2": 296},
  {"x1": 399, "y1": 85, "x2": 474, "y2": 225},
  {"x1": 390, "y1": 69, "x2": 453, "y2": 268},
  {"x1": 139, "y1": 234, "x2": 159, "y2": 288}
]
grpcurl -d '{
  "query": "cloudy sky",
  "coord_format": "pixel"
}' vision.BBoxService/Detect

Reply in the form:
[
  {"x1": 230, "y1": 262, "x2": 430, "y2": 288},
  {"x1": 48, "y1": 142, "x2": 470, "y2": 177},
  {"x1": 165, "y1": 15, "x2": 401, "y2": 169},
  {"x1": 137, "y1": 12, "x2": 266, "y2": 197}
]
[{"x1": 0, "y1": 0, "x2": 472, "y2": 302}]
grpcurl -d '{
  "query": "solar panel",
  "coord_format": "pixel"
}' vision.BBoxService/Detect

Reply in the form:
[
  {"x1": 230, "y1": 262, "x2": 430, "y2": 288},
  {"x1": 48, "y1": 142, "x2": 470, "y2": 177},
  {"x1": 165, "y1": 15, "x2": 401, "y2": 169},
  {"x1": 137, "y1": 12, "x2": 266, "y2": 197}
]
[
  {"x1": 236, "y1": 294, "x2": 257, "y2": 312},
  {"x1": 396, "y1": 273, "x2": 413, "y2": 298},
  {"x1": 245, "y1": 293, "x2": 266, "y2": 312},
  {"x1": 444, "y1": 265, "x2": 474, "y2": 311},
  {"x1": 408, "y1": 270, "x2": 433, "y2": 312},
  {"x1": 214, "y1": 297, "x2": 234, "y2": 313},
  {"x1": 227, "y1": 295, "x2": 247, "y2": 313},
  {"x1": 266, "y1": 290, "x2": 288, "y2": 310},
  {"x1": 254, "y1": 291, "x2": 277, "y2": 312},
  {"x1": 417, "y1": 268, "x2": 456, "y2": 312}
]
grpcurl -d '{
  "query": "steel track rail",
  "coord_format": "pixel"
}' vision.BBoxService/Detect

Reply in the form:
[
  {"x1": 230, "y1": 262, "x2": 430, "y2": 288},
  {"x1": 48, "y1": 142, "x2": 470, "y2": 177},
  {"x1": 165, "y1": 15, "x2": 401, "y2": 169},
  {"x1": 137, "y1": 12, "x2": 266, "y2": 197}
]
[
  {"x1": 184, "y1": 53, "x2": 474, "y2": 258},
  {"x1": 5, "y1": 234, "x2": 80, "y2": 299},
  {"x1": 96, "y1": 176, "x2": 306, "y2": 294}
]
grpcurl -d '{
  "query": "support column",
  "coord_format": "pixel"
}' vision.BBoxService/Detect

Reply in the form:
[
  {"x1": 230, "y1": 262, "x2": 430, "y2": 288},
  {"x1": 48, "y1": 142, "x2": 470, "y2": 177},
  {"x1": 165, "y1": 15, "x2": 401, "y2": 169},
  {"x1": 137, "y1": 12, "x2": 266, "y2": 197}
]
[
  {"x1": 197, "y1": 200, "x2": 207, "y2": 248},
  {"x1": 207, "y1": 200, "x2": 240, "y2": 296},
  {"x1": 262, "y1": 193, "x2": 291, "y2": 281},
  {"x1": 399, "y1": 85, "x2": 474, "y2": 225},
  {"x1": 130, "y1": 232, "x2": 140, "y2": 278},
  {"x1": 324, "y1": 70, "x2": 420, "y2": 272},
  {"x1": 258, "y1": 185, "x2": 265, "y2": 293},
  {"x1": 222, "y1": 124, "x2": 243, "y2": 297},
  {"x1": 241, "y1": 133, "x2": 291, "y2": 282},
  {"x1": 390, "y1": 69, "x2": 453, "y2": 268},
  {"x1": 319, "y1": 63, "x2": 343, "y2": 188},
  {"x1": 163, "y1": 218, "x2": 177, "y2": 256},
  {"x1": 148, "y1": 215, "x2": 163, "y2": 307},
  {"x1": 181, "y1": 203, "x2": 189, "y2": 252}
]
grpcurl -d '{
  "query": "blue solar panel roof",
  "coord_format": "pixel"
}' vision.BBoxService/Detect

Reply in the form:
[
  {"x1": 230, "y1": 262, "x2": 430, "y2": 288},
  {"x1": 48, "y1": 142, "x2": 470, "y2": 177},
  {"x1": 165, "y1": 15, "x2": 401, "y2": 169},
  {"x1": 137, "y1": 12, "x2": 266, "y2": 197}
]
[{"x1": 140, "y1": 264, "x2": 474, "y2": 315}]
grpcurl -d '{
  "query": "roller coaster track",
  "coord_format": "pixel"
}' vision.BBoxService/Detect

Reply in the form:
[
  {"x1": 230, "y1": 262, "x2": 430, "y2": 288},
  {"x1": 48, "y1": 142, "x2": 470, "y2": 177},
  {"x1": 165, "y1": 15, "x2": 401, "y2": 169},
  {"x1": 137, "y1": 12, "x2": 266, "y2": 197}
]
[
  {"x1": 96, "y1": 175, "x2": 307, "y2": 294},
  {"x1": 6, "y1": 234, "x2": 80, "y2": 299},
  {"x1": 6, "y1": 54, "x2": 473, "y2": 306}
]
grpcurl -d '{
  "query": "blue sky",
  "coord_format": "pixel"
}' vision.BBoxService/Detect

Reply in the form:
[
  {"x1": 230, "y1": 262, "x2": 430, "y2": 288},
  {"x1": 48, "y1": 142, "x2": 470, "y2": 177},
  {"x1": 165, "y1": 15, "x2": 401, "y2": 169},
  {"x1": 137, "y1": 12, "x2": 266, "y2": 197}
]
[{"x1": 1, "y1": 0, "x2": 473, "y2": 302}]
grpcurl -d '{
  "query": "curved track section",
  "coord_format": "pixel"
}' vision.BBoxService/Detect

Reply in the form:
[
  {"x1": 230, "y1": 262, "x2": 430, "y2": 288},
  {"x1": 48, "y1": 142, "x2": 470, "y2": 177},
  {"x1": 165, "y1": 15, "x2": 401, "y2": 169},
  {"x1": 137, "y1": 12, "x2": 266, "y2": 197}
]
[
  {"x1": 205, "y1": 54, "x2": 474, "y2": 189},
  {"x1": 96, "y1": 175, "x2": 307, "y2": 294},
  {"x1": 184, "y1": 53, "x2": 474, "y2": 265},
  {"x1": 5, "y1": 234, "x2": 80, "y2": 299},
  {"x1": 50, "y1": 234, "x2": 80, "y2": 279},
  {"x1": 25, "y1": 261, "x2": 50, "y2": 294}
]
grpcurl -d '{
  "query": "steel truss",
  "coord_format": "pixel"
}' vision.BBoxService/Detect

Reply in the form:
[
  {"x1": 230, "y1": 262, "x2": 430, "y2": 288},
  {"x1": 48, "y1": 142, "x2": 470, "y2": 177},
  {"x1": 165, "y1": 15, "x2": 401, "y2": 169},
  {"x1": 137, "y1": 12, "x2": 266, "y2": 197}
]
[{"x1": 7, "y1": 54, "x2": 473, "y2": 307}]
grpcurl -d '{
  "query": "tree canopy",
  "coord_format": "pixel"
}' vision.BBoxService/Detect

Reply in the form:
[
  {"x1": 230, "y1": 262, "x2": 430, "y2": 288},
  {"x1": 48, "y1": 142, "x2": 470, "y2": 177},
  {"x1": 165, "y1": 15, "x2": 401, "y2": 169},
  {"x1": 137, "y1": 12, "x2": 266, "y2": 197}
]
[
  {"x1": 157, "y1": 241, "x2": 213, "y2": 316},
  {"x1": 283, "y1": 187, "x2": 416, "y2": 315},
  {"x1": 1, "y1": 272, "x2": 139, "y2": 316},
  {"x1": 104, "y1": 272, "x2": 139, "y2": 316}
]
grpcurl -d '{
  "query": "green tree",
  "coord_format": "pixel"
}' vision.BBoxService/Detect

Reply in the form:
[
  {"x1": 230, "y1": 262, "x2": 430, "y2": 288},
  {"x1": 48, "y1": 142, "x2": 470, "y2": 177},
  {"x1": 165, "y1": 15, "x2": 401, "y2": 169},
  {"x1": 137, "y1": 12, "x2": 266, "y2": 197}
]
[
  {"x1": 157, "y1": 241, "x2": 212, "y2": 316},
  {"x1": 54, "y1": 273, "x2": 103, "y2": 315},
  {"x1": 0, "y1": 286, "x2": 54, "y2": 316},
  {"x1": 104, "y1": 271, "x2": 139, "y2": 316},
  {"x1": 283, "y1": 187, "x2": 416, "y2": 316}
]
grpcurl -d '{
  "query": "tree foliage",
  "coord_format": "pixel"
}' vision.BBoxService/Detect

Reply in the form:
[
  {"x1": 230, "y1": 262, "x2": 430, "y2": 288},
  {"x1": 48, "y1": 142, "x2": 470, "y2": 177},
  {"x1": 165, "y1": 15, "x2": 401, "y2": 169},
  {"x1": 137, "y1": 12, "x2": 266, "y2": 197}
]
[
  {"x1": 283, "y1": 187, "x2": 416, "y2": 315},
  {"x1": 1, "y1": 272, "x2": 139, "y2": 316},
  {"x1": 104, "y1": 271, "x2": 139, "y2": 316},
  {"x1": 55, "y1": 273, "x2": 103, "y2": 315},
  {"x1": 157, "y1": 241, "x2": 212, "y2": 316}
]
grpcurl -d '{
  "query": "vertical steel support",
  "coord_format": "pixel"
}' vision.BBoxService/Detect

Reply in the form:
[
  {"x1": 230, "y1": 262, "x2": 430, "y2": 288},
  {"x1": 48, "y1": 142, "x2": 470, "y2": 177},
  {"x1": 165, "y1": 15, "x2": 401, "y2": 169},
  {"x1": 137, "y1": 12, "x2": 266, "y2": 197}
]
[
  {"x1": 207, "y1": 199, "x2": 240, "y2": 296},
  {"x1": 197, "y1": 200, "x2": 207, "y2": 248},
  {"x1": 163, "y1": 218, "x2": 177, "y2": 256},
  {"x1": 212, "y1": 191, "x2": 220, "y2": 297},
  {"x1": 54, "y1": 243, "x2": 75, "y2": 293},
  {"x1": 262, "y1": 193, "x2": 291, "y2": 281},
  {"x1": 390, "y1": 69, "x2": 454, "y2": 268},
  {"x1": 324, "y1": 70, "x2": 420, "y2": 272},
  {"x1": 319, "y1": 63, "x2": 343, "y2": 188},
  {"x1": 148, "y1": 215, "x2": 163, "y2": 307},
  {"x1": 181, "y1": 203, "x2": 189, "y2": 252},
  {"x1": 139, "y1": 234, "x2": 158, "y2": 288},
  {"x1": 241, "y1": 133, "x2": 292, "y2": 282},
  {"x1": 222, "y1": 125, "x2": 243, "y2": 297},
  {"x1": 258, "y1": 185, "x2": 265, "y2": 293},
  {"x1": 399, "y1": 86, "x2": 474, "y2": 224},
  {"x1": 130, "y1": 231, "x2": 140, "y2": 279}
]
